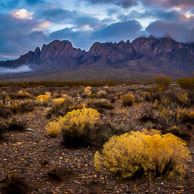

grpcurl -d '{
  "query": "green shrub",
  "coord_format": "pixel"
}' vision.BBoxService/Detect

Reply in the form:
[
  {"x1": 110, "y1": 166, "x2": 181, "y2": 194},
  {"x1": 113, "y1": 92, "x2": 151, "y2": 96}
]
[
  {"x1": 154, "y1": 75, "x2": 172, "y2": 90},
  {"x1": 94, "y1": 131, "x2": 191, "y2": 179}
]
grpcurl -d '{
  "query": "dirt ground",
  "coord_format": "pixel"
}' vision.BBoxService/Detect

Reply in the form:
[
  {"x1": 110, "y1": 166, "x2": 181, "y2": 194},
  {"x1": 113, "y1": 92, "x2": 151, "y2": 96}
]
[{"x1": 0, "y1": 84, "x2": 193, "y2": 193}]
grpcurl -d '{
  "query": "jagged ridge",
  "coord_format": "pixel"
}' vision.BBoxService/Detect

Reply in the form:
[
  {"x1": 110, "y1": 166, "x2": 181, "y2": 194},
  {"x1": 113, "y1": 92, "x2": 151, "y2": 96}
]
[{"x1": 0, "y1": 37, "x2": 194, "y2": 77}]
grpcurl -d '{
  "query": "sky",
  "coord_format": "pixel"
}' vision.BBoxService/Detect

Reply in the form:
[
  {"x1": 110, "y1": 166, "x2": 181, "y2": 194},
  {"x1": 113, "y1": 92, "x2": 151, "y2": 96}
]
[{"x1": 0, "y1": 0, "x2": 194, "y2": 60}]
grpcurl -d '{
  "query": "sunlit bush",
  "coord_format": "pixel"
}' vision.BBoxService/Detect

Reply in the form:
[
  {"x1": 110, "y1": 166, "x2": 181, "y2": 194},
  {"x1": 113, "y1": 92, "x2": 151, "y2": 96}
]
[
  {"x1": 45, "y1": 121, "x2": 61, "y2": 137},
  {"x1": 46, "y1": 107, "x2": 101, "y2": 145},
  {"x1": 84, "y1": 86, "x2": 92, "y2": 96},
  {"x1": 52, "y1": 98, "x2": 65, "y2": 107},
  {"x1": 97, "y1": 90, "x2": 107, "y2": 98},
  {"x1": 36, "y1": 95, "x2": 49, "y2": 103},
  {"x1": 94, "y1": 131, "x2": 191, "y2": 179},
  {"x1": 45, "y1": 92, "x2": 51, "y2": 98},
  {"x1": 121, "y1": 93, "x2": 135, "y2": 106},
  {"x1": 59, "y1": 107, "x2": 100, "y2": 134}
]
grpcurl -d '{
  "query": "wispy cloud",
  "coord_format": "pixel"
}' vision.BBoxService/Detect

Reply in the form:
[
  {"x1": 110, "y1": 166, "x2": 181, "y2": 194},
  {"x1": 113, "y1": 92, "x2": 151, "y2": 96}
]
[{"x1": 0, "y1": 65, "x2": 33, "y2": 74}]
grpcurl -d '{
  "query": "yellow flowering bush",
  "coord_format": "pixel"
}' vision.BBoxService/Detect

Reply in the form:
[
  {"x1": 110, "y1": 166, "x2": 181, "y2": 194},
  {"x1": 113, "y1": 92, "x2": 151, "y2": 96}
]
[
  {"x1": 46, "y1": 107, "x2": 101, "y2": 146},
  {"x1": 36, "y1": 95, "x2": 49, "y2": 103},
  {"x1": 59, "y1": 107, "x2": 100, "y2": 135},
  {"x1": 45, "y1": 121, "x2": 61, "y2": 137},
  {"x1": 94, "y1": 131, "x2": 191, "y2": 179}
]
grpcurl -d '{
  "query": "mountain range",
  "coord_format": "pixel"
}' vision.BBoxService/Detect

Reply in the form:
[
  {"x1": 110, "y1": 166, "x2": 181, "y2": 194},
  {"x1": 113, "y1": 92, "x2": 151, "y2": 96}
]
[{"x1": 0, "y1": 36, "x2": 194, "y2": 81}]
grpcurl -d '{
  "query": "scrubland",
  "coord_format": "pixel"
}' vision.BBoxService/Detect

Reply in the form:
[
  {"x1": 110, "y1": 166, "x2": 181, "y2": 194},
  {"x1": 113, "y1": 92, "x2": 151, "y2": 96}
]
[{"x1": 0, "y1": 77, "x2": 193, "y2": 193}]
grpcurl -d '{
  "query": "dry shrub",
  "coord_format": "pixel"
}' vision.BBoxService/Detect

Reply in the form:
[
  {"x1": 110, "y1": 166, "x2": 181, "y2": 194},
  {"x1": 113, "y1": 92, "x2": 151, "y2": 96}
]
[
  {"x1": 0, "y1": 106, "x2": 12, "y2": 119},
  {"x1": 11, "y1": 100, "x2": 35, "y2": 113},
  {"x1": 97, "y1": 90, "x2": 107, "y2": 98},
  {"x1": 1, "y1": 171, "x2": 29, "y2": 194},
  {"x1": 7, "y1": 119, "x2": 26, "y2": 131},
  {"x1": 10, "y1": 90, "x2": 32, "y2": 100},
  {"x1": 47, "y1": 96, "x2": 83, "y2": 119},
  {"x1": 177, "y1": 77, "x2": 194, "y2": 90},
  {"x1": 45, "y1": 92, "x2": 51, "y2": 98},
  {"x1": 157, "y1": 103, "x2": 185, "y2": 126},
  {"x1": 87, "y1": 99, "x2": 113, "y2": 111},
  {"x1": 121, "y1": 93, "x2": 135, "y2": 106},
  {"x1": 163, "y1": 125, "x2": 192, "y2": 140},
  {"x1": 84, "y1": 86, "x2": 92, "y2": 96},
  {"x1": 94, "y1": 131, "x2": 191, "y2": 179},
  {"x1": 154, "y1": 75, "x2": 172, "y2": 90},
  {"x1": 0, "y1": 119, "x2": 8, "y2": 138},
  {"x1": 52, "y1": 98, "x2": 66, "y2": 107},
  {"x1": 182, "y1": 111, "x2": 194, "y2": 124}
]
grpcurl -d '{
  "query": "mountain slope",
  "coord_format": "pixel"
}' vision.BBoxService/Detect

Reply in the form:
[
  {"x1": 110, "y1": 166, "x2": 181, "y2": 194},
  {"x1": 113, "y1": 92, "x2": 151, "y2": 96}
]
[{"x1": 0, "y1": 37, "x2": 193, "y2": 81}]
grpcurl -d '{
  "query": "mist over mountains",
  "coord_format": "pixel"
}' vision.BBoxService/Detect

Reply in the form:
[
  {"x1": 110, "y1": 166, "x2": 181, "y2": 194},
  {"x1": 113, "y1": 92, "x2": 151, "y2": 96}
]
[{"x1": 0, "y1": 36, "x2": 193, "y2": 81}]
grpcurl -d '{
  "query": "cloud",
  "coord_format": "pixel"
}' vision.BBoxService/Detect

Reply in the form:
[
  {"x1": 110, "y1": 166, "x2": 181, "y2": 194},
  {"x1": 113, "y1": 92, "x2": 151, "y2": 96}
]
[
  {"x1": 0, "y1": 0, "x2": 20, "y2": 9},
  {"x1": 37, "y1": 8, "x2": 103, "y2": 30},
  {"x1": 12, "y1": 9, "x2": 34, "y2": 20},
  {"x1": 0, "y1": 65, "x2": 32, "y2": 74},
  {"x1": 92, "y1": 20, "x2": 143, "y2": 42},
  {"x1": 118, "y1": 9, "x2": 186, "y2": 23},
  {"x1": 49, "y1": 28, "x2": 93, "y2": 49},
  {"x1": 81, "y1": 0, "x2": 138, "y2": 8},
  {"x1": 0, "y1": 13, "x2": 47, "y2": 59},
  {"x1": 146, "y1": 20, "x2": 194, "y2": 43},
  {"x1": 37, "y1": 8, "x2": 75, "y2": 23},
  {"x1": 25, "y1": 0, "x2": 45, "y2": 5},
  {"x1": 141, "y1": 0, "x2": 194, "y2": 10}
]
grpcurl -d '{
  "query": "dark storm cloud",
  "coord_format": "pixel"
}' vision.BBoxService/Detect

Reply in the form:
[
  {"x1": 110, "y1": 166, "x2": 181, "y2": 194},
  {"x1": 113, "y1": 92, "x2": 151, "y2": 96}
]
[
  {"x1": 37, "y1": 8, "x2": 103, "y2": 30},
  {"x1": 0, "y1": 0, "x2": 19, "y2": 9},
  {"x1": 92, "y1": 20, "x2": 143, "y2": 42},
  {"x1": 141, "y1": 0, "x2": 194, "y2": 9},
  {"x1": 0, "y1": 14, "x2": 47, "y2": 59},
  {"x1": 83, "y1": 0, "x2": 194, "y2": 9},
  {"x1": 146, "y1": 20, "x2": 194, "y2": 43},
  {"x1": 82, "y1": 0, "x2": 138, "y2": 8},
  {"x1": 25, "y1": 0, "x2": 45, "y2": 4},
  {"x1": 118, "y1": 9, "x2": 185, "y2": 22},
  {"x1": 49, "y1": 28, "x2": 93, "y2": 49},
  {"x1": 37, "y1": 8, "x2": 75, "y2": 23}
]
